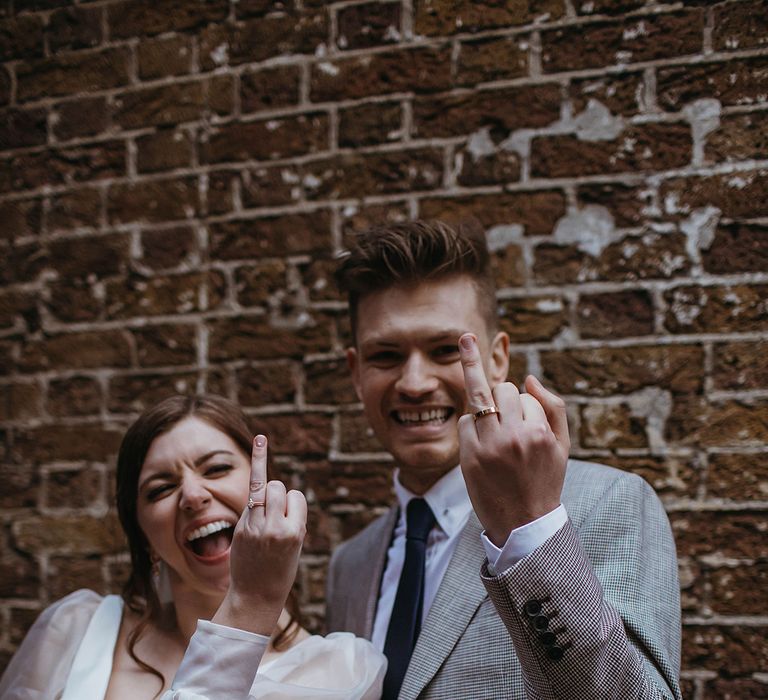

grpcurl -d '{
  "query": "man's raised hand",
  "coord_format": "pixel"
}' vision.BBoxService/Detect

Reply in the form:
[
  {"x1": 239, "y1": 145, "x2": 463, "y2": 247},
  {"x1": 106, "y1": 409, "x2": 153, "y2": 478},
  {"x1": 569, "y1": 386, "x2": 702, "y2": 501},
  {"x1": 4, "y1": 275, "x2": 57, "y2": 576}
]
[{"x1": 457, "y1": 333, "x2": 570, "y2": 547}]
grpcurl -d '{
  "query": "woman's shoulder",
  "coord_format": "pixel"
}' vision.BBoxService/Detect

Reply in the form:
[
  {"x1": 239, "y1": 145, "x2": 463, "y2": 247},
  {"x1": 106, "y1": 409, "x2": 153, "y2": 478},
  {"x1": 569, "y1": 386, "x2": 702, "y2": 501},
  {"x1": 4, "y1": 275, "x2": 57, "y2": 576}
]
[
  {"x1": 0, "y1": 590, "x2": 119, "y2": 698},
  {"x1": 33, "y1": 589, "x2": 126, "y2": 643},
  {"x1": 51, "y1": 588, "x2": 106, "y2": 609},
  {"x1": 38, "y1": 588, "x2": 108, "y2": 626}
]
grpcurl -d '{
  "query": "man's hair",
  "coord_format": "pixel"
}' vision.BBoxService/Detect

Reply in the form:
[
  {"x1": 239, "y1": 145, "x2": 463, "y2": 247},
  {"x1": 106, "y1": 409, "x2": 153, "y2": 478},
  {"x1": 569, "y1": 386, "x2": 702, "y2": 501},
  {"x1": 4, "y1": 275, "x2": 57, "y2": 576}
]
[{"x1": 334, "y1": 219, "x2": 498, "y2": 340}]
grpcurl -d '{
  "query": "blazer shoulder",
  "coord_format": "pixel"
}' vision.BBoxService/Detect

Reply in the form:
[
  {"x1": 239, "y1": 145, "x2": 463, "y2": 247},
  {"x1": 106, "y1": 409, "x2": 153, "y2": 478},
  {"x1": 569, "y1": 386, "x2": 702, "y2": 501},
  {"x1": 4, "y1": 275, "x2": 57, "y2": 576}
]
[
  {"x1": 563, "y1": 458, "x2": 661, "y2": 526},
  {"x1": 330, "y1": 509, "x2": 394, "y2": 570},
  {"x1": 565, "y1": 457, "x2": 655, "y2": 492}
]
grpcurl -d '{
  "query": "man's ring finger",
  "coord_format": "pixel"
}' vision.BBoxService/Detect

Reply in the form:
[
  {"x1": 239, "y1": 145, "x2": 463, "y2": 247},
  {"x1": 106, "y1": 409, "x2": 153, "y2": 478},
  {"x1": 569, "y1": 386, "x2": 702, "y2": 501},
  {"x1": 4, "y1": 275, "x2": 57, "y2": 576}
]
[{"x1": 473, "y1": 406, "x2": 500, "y2": 421}]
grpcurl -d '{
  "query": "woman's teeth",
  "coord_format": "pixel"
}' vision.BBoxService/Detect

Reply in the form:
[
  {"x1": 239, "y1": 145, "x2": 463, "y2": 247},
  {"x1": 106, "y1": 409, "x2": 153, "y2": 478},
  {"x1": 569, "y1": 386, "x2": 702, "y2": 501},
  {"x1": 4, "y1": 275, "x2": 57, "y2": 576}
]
[
  {"x1": 187, "y1": 520, "x2": 234, "y2": 542},
  {"x1": 395, "y1": 408, "x2": 450, "y2": 424}
]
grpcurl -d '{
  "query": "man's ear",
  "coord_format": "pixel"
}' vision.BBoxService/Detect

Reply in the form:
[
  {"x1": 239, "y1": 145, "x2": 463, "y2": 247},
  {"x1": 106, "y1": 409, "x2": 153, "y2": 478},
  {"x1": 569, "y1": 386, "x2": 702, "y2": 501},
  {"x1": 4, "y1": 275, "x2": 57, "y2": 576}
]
[
  {"x1": 346, "y1": 346, "x2": 363, "y2": 401},
  {"x1": 487, "y1": 331, "x2": 510, "y2": 386}
]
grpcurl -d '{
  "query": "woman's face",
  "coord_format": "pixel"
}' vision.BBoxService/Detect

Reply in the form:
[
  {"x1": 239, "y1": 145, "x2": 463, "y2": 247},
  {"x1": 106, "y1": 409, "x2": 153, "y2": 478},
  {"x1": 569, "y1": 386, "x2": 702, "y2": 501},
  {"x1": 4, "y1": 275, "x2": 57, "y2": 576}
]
[{"x1": 136, "y1": 416, "x2": 250, "y2": 598}]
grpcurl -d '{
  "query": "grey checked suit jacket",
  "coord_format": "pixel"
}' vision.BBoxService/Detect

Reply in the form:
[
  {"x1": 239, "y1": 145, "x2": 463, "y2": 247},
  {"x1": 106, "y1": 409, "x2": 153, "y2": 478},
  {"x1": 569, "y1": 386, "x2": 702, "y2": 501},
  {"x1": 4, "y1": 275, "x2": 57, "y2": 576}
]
[{"x1": 326, "y1": 459, "x2": 682, "y2": 699}]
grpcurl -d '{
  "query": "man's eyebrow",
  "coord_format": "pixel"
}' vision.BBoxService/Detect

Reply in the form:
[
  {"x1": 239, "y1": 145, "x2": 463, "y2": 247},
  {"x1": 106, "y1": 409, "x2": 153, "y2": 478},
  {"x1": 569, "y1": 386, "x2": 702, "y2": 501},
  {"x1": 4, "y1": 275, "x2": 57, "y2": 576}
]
[
  {"x1": 360, "y1": 339, "x2": 399, "y2": 349},
  {"x1": 426, "y1": 330, "x2": 467, "y2": 342},
  {"x1": 362, "y1": 330, "x2": 468, "y2": 346}
]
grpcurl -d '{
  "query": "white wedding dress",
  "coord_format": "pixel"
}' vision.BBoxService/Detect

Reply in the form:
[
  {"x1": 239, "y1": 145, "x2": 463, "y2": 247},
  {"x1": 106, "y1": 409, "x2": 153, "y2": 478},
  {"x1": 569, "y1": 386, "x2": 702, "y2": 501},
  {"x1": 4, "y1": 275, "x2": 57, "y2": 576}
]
[{"x1": 0, "y1": 590, "x2": 385, "y2": 700}]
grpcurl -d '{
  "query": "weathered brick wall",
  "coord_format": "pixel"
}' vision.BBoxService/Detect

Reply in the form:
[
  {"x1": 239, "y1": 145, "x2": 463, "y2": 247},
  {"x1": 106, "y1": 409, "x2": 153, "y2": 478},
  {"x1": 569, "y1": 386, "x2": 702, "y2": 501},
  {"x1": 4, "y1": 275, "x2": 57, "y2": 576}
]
[{"x1": 1, "y1": 0, "x2": 766, "y2": 695}]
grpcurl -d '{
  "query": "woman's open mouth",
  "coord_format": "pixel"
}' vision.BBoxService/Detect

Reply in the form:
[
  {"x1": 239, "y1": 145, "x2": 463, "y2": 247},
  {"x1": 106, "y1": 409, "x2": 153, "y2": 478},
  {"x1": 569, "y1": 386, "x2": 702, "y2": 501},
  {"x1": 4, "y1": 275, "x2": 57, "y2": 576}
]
[{"x1": 185, "y1": 520, "x2": 235, "y2": 560}]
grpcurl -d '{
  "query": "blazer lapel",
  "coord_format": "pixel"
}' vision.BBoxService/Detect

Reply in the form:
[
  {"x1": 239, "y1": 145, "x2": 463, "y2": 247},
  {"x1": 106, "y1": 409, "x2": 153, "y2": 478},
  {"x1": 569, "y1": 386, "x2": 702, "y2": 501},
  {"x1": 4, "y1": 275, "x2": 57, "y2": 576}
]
[
  {"x1": 351, "y1": 506, "x2": 398, "y2": 639},
  {"x1": 399, "y1": 513, "x2": 487, "y2": 700}
]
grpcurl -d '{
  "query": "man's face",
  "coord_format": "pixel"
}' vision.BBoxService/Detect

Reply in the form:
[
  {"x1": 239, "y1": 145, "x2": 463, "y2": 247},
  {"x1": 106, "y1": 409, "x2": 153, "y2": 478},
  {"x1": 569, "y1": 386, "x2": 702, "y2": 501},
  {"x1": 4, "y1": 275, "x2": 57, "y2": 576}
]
[{"x1": 347, "y1": 275, "x2": 509, "y2": 494}]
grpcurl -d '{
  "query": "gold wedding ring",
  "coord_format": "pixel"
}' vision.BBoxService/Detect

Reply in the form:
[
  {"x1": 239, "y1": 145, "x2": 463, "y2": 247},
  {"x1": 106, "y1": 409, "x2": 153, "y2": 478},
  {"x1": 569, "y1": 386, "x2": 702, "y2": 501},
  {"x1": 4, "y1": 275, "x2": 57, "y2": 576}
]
[
  {"x1": 247, "y1": 498, "x2": 265, "y2": 509},
  {"x1": 473, "y1": 406, "x2": 500, "y2": 421}
]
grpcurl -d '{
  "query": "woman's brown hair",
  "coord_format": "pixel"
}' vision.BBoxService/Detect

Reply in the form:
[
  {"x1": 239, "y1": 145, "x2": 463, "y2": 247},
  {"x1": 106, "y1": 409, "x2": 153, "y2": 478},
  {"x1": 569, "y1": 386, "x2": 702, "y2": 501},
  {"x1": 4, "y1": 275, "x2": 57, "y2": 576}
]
[{"x1": 116, "y1": 394, "x2": 301, "y2": 693}]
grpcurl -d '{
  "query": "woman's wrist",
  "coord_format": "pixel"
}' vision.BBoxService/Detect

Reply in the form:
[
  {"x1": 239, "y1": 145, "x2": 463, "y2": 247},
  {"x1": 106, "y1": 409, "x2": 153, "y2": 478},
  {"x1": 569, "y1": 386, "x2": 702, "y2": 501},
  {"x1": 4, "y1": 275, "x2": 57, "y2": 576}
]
[{"x1": 212, "y1": 592, "x2": 283, "y2": 636}]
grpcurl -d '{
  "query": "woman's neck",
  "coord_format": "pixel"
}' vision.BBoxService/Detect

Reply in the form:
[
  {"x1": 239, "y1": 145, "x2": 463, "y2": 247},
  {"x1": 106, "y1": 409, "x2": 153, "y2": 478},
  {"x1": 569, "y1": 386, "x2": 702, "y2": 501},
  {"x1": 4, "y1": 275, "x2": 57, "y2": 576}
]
[
  {"x1": 169, "y1": 585, "x2": 224, "y2": 642},
  {"x1": 166, "y1": 582, "x2": 303, "y2": 650}
]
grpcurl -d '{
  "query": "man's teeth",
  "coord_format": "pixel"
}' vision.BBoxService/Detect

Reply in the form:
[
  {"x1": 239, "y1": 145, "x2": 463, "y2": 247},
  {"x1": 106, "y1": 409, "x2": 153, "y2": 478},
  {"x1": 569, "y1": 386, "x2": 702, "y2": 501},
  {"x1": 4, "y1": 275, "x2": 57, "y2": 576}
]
[
  {"x1": 187, "y1": 520, "x2": 233, "y2": 542},
  {"x1": 396, "y1": 408, "x2": 450, "y2": 424}
]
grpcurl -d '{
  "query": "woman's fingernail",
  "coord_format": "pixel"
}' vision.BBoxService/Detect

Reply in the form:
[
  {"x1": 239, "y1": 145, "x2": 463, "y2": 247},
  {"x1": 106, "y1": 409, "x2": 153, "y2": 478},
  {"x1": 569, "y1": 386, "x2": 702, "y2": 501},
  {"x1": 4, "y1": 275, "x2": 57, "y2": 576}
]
[
  {"x1": 254, "y1": 435, "x2": 266, "y2": 448},
  {"x1": 459, "y1": 334, "x2": 475, "y2": 351}
]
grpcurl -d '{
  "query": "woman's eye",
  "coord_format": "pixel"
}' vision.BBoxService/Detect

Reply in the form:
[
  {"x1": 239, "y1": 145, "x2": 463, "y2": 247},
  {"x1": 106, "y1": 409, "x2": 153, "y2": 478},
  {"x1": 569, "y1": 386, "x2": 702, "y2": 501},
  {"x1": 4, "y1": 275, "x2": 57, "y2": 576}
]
[
  {"x1": 147, "y1": 484, "x2": 174, "y2": 501},
  {"x1": 206, "y1": 464, "x2": 233, "y2": 476}
]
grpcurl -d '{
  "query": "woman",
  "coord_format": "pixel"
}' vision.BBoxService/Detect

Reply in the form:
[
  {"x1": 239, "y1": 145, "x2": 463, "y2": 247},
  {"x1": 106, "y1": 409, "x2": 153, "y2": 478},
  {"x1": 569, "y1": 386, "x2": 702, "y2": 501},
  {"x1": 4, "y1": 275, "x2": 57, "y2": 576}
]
[{"x1": 0, "y1": 395, "x2": 385, "y2": 699}]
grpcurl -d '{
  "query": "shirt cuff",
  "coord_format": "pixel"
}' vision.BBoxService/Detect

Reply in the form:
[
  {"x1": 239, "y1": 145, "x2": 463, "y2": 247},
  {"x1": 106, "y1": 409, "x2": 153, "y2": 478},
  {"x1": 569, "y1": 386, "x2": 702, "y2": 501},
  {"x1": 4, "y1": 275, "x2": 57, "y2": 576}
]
[
  {"x1": 171, "y1": 619, "x2": 269, "y2": 697},
  {"x1": 481, "y1": 505, "x2": 568, "y2": 576}
]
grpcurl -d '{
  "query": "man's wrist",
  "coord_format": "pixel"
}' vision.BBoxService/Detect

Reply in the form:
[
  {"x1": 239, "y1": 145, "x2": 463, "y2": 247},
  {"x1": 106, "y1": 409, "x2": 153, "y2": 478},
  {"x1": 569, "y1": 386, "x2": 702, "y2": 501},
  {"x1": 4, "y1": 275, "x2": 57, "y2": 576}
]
[{"x1": 482, "y1": 504, "x2": 568, "y2": 575}]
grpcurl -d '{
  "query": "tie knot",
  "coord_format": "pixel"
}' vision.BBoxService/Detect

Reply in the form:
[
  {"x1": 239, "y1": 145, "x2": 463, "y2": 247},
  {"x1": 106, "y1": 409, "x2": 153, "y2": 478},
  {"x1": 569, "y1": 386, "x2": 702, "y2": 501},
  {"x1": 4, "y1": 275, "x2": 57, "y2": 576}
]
[{"x1": 405, "y1": 498, "x2": 435, "y2": 542}]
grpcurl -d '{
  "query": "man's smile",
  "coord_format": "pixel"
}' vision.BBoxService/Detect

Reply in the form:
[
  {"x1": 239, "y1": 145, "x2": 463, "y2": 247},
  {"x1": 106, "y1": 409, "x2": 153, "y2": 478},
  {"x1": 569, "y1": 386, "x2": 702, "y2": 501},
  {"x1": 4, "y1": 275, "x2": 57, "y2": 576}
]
[{"x1": 391, "y1": 408, "x2": 454, "y2": 425}]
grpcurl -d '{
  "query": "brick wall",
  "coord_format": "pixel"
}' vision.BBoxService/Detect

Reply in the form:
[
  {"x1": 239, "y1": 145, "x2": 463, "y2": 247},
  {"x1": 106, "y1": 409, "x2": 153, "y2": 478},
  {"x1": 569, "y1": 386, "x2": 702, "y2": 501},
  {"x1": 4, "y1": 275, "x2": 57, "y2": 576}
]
[{"x1": 1, "y1": 0, "x2": 766, "y2": 695}]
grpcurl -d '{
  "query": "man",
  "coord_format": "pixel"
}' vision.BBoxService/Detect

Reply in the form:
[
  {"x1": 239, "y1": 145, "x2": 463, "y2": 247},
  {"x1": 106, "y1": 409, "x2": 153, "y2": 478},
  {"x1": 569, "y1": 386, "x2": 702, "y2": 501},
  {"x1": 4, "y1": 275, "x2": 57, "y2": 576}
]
[{"x1": 326, "y1": 220, "x2": 681, "y2": 699}]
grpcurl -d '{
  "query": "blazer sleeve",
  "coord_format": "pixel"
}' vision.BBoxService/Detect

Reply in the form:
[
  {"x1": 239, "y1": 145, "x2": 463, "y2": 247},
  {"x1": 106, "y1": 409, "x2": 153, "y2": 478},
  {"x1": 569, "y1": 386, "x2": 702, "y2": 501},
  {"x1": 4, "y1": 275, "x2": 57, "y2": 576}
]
[
  {"x1": 481, "y1": 473, "x2": 682, "y2": 700},
  {"x1": 325, "y1": 542, "x2": 343, "y2": 633}
]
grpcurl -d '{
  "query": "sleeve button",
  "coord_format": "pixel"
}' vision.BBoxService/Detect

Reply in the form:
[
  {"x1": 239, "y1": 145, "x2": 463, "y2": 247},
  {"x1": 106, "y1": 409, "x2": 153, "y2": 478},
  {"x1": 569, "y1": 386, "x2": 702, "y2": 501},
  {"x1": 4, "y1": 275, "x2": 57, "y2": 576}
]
[
  {"x1": 539, "y1": 631, "x2": 557, "y2": 647},
  {"x1": 523, "y1": 599, "x2": 542, "y2": 616},
  {"x1": 546, "y1": 645, "x2": 565, "y2": 661}
]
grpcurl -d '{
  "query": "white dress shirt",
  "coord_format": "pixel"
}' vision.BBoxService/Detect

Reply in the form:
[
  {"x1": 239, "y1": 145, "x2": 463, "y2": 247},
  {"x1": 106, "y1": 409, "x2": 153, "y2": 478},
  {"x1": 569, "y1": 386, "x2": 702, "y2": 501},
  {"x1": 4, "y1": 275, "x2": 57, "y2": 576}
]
[{"x1": 371, "y1": 465, "x2": 567, "y2": 651}]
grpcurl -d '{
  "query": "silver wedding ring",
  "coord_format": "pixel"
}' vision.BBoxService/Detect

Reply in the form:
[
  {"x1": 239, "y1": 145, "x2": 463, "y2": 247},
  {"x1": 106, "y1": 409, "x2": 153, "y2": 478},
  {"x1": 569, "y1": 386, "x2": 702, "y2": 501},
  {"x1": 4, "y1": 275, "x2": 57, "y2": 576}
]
[{"x1": 473, "y1": 406, "x2": 500, "y2": 421}]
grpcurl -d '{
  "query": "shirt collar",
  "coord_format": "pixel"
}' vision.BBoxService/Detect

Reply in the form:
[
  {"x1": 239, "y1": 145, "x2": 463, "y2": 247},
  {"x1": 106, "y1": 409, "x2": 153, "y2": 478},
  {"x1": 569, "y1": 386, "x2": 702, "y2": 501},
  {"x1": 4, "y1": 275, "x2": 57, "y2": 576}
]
[{"x1": 393, "y1": 465, "x2": 473, "y2": 538}]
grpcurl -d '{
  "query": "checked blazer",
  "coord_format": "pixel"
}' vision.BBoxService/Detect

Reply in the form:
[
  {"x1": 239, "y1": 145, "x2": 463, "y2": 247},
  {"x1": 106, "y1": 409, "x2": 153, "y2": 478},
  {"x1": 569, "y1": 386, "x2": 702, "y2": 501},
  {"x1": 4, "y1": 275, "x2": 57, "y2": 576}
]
[{"x1": 326, "y1": 459, "x2": 682, "y2": 700}]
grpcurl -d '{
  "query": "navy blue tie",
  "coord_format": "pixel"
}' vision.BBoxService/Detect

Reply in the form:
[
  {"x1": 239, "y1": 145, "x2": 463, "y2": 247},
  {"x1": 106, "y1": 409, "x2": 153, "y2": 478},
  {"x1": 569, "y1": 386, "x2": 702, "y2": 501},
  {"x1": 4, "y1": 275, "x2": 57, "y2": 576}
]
[{"x1": 382, "y1": 498, "x2": 436, "y2": 700}]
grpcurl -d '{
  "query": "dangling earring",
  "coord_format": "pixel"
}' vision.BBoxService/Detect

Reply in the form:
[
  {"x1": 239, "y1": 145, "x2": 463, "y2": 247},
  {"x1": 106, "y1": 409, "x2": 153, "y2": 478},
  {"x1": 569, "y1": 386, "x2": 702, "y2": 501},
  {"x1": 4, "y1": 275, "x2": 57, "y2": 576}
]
[
  {"x1": 149, "y1": 551, "x2": 174, "y2": 605},
  {"x1": 150, "y1": 550, "x2": 160, "y2": 580}
]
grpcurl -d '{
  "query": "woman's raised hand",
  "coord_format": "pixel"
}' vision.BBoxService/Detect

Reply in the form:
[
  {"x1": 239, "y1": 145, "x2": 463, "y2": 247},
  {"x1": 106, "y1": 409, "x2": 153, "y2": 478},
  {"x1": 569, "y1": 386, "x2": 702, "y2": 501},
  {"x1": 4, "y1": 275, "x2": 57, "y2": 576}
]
[{"x1": 213, "y1": 434, "x2": 307, "y2": 636}]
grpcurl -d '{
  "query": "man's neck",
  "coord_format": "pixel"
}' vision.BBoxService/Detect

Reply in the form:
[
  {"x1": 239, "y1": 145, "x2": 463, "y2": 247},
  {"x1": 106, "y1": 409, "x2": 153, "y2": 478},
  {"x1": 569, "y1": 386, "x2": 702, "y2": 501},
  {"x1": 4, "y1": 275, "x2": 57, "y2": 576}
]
[
  {"x1": 395, "y1": 463, "x2": 460, "y2": 497},
  {"x1": 397, "y1": 471, "x2": 440, "y2": 496}
]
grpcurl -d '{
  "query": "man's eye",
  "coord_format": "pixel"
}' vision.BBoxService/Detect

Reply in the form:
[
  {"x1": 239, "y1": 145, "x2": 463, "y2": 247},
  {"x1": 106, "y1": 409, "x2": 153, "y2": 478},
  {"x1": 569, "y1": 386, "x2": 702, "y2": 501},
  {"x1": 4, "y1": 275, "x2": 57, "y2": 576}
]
[
  {"x1": 434, "y1": 345, "x2": 459, "y2": 359},
  {"x1": 368, "y1": 351, "x2": 401, "y2": 364}
]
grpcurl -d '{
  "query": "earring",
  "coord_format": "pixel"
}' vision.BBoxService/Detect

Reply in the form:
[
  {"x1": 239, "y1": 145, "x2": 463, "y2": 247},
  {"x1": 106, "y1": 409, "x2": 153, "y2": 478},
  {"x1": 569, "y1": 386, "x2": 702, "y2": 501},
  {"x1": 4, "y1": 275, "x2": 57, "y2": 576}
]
[
  {"x1": 149, "y1": 550, "x2": 161, "y2": 580},
  {"x1": 149, "y1": 552, "x2": 174, "y2": 604}
]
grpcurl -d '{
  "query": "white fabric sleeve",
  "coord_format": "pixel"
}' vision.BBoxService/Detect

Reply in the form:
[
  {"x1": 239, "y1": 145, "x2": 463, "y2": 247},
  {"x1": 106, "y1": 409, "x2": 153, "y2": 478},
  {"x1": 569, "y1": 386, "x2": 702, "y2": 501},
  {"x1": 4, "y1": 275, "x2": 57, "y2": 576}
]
[
  {"x1": 164, "y1": 620, "x2": 269, "y2": 700},
  {"x1": 249, "y1": 632, "x2": 386, "y2": 699},
  {"x1": 482, "y1": 504, "x2": 568, "y2": 575},
  {"x1": 164, "y1": 630, "x2": 386, "y2": 700}
]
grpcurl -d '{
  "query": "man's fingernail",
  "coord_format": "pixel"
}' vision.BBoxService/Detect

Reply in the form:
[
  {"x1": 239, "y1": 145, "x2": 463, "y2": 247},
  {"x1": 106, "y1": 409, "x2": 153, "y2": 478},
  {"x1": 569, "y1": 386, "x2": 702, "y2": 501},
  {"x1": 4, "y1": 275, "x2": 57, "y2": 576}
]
[
  {"x1": 460, "y1": 334, "x2": 475, "y2": 350},
  {"x1": 255, "y1": 435, "x2": 266, "y2": 448}
]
